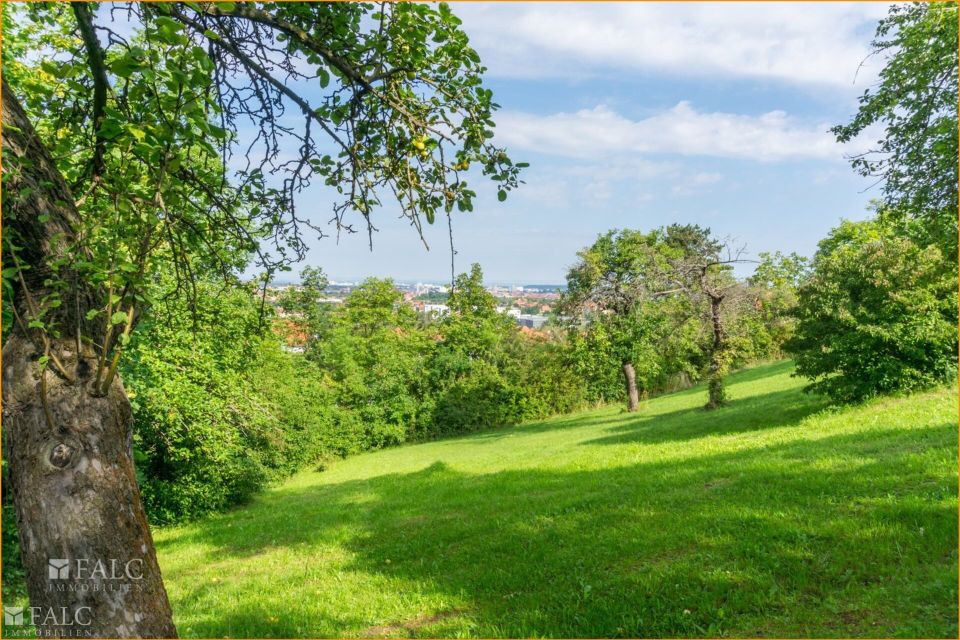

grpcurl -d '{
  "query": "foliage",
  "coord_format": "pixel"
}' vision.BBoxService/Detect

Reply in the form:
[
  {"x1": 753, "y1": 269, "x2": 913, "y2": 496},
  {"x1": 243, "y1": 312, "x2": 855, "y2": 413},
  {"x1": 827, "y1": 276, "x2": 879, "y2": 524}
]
[
  {"x1": 276, "y1": 266, "x2": 332, "y2": 344},
  {"x1": 1, "y1": 504, "x2": 27, "y2": 605},
  {"x1": 122, "y1": 281, "x2": 274, "y2": 523},
  {"x1": 312, "y1": 278, "x2": 432, "y2": 446},
  {"x1": 149, "y1": 362, "x2": 955, "y2": 638},
  {"x1": 0, "y1": 0, "x2": 524, "y2": 414},
  {"x1": 122, "y1": 279, "x2": 344, "y2": 524},
  {"x1": 426, "y1": 265, "x2": 532, "y2": 434},
  {"x1": 250, "y1": 342, "x2": 358, "y2": 469},
  {"x1": 832, "y1": 2, "x2": 959, "y2": 256},
  {"x1": 501, "y1": 330, "x2": 590, "y2": 419},
  {"x1": 748, "y1": 251, "x2": 810, "y2": 356},
  {"x1": 562, "y1": 226, "x2": 761, "y2": 410},
  {"x1": 561, "y1": 230, "x2": 681, "y2": 406},
  {"x1": 786, "y1": 219, "x2": 958, "y2": 403}
]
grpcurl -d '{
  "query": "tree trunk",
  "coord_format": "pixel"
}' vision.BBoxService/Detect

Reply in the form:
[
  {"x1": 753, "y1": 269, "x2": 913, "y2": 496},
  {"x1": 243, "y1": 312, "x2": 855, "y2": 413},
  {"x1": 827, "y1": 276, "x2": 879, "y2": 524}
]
[
  {"x1": 705, "y1": 295, "x2": 727, "y2": 410},
  {"x1": 2, "y1": 83, "x2": 177, "y2": 637},
  {"x1": 622, "y1": 361, "x2": 640, "y2": 413}
]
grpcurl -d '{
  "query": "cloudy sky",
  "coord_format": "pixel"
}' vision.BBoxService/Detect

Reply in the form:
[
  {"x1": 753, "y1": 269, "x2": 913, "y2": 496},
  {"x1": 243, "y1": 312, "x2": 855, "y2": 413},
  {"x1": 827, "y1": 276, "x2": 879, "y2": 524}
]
[{"x1": 295, "y1": 2, "x2": 892, "y2": 284}]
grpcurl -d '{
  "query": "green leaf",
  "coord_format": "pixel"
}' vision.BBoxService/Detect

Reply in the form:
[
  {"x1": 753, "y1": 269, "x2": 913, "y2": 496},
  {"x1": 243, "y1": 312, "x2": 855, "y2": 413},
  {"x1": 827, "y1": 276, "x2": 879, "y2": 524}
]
[
  {"x1": 497, "y1": 189, "x2": 507, "y2": 202},
  {"x1": 111, "y1": 311, "x2": 129, "y2": 326}
]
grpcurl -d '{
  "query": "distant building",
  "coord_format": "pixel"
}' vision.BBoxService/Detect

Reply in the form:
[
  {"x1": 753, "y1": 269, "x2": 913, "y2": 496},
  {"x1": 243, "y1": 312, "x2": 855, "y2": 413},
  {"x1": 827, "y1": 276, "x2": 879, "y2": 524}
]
[
  {"x1": 515, "y1": 314, "x2": 548, "y2": 329},
  {"x1": 423, "y1": 303, "x2": 449, "y2": 318}
]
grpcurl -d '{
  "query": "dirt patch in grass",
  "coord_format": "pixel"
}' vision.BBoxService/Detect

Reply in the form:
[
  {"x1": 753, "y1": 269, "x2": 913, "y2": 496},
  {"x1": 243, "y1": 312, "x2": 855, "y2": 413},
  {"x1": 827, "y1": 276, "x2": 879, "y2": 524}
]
[{"x1": 359, "y1": 609, "x2": 466, "y2": 637}]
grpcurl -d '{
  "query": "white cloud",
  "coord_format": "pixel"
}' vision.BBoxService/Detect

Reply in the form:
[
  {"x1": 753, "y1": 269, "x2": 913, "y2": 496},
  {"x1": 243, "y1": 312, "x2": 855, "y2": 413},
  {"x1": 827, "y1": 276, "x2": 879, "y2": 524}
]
[
  {"x1": 495, "y1": 102, "x2": 862, "y2": 161},
  {"x1": 511, "y1": 157, "x2": 678, "y2": 206},
  {"x1": 692, "y1": 172, "x2": 722, "y2": 185},
  {"x1": 456, "y1": 2, "x2": 890, "y2": 88}
]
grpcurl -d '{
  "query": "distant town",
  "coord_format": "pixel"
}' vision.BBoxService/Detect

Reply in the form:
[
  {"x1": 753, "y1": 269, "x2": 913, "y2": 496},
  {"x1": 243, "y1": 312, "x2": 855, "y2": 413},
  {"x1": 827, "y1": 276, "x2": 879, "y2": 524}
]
[{"x1": 266, "y1": 279, "x2": 565, "y2": 335}]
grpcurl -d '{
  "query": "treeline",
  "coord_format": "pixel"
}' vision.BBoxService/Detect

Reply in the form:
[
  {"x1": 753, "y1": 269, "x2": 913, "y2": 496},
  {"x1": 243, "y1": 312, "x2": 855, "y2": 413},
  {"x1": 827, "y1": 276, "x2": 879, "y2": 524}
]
[
  {"x1": 121, "y1": 208, "x2": 956, "y2": 526},
  {"x1": 124, "y1": 264, "x2": 590, "y2": 523}
]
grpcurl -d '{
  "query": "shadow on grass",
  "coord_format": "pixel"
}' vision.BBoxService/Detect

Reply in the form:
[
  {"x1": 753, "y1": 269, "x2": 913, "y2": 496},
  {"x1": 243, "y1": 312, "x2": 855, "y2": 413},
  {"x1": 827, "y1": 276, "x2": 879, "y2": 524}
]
[
  {"x1": 158, "y1": 398, "x2": 957, "y2": 638},
  {"x1": 463, "y1": 361, "x2": 806, "y2": 443},
  {"x1": 581, "y1": 386, "x2": 834, "y2": 447}
]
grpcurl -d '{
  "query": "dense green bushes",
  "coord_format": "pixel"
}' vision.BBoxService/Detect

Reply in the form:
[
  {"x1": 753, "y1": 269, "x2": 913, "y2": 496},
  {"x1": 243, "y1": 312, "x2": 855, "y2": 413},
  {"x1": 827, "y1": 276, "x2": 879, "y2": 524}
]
[
  {"x1": 118, "y1": 230, "x2": 955, "y2": 526},
  {"x1": 122, "y1": 282, "x2": 343, "y2": 524},
  {"x1": 122, "y1": 267, "x2": 601, "y2": 525},
  {"x1": 785, "y1": 219, "x2": 957, "y2": 402},
  {"x1": 310, "y1": 266, "x2": 588, "y2": 441}
]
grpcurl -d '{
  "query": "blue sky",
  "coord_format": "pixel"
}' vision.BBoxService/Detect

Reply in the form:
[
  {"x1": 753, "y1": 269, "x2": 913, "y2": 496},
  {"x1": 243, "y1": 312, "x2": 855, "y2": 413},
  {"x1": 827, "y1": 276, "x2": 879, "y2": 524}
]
[{"x1": 285, "y1": 2, "x2": 893, "y2": 284}]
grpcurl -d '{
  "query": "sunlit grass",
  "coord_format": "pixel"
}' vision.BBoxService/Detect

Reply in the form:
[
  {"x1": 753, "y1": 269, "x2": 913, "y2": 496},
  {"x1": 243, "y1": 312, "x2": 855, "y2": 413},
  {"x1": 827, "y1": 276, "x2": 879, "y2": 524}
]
[{"x1": 154, "y1": 361, "x2": 958, "y2": 638}]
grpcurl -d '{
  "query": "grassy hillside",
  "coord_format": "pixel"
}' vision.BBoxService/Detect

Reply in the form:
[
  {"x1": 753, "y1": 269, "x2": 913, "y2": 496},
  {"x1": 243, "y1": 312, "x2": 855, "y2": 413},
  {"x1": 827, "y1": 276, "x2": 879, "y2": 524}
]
[{"x1": 154, "y1": 361, "x2": 957, "y2": 638}]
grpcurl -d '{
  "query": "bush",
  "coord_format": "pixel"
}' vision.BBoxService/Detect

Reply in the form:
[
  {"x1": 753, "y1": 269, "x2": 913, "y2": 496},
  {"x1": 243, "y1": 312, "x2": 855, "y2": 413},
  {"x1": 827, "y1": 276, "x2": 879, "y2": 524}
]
[
  {"x1": 124, "y1": 281, "x2": 346, "y2": 524},
  {"x1": 122, "y1": 284, "x2": 273, "y2": 522},
  {"x1": 429, "y1": 361, "x2": 526, "y2": 436},
  {"x1": 311, "y1": 278, "x2": 432, "y2": 447},
  {"x1": 786, "y1": 219, "x2": 957, "y2": 402}
]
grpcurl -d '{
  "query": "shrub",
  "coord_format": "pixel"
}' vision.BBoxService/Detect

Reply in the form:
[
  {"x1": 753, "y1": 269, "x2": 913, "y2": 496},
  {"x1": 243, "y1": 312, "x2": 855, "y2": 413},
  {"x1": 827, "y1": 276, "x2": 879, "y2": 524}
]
[
  {"x1": 786, "y1": 219, "x2": 957, "y2": 402},
  {"x1": 429, "y1": 361, "x2": 526, "y2": 436},
  {"x1": 124, "y1": 281, "x2": 346, "y2": 524}
]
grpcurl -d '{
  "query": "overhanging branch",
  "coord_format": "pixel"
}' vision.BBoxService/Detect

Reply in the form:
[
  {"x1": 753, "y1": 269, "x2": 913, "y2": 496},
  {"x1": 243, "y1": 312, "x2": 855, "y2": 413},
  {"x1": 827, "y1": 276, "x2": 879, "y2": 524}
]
[{"x1": 72, "y1": 2, "x2": 111, "y2": 186}]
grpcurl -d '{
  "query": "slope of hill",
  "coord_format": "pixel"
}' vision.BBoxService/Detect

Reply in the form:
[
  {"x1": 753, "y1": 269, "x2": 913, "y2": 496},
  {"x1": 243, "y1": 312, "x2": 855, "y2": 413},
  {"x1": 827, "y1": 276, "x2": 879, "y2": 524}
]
[{"x1": 154, "y1": 361, "x2": 958, "y2": 638}]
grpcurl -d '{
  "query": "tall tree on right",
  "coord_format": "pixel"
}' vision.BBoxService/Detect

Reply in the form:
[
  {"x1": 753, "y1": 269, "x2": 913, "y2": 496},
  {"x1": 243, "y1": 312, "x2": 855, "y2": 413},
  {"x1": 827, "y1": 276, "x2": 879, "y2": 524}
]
[{"x1": 832, "y1": 2, "x2": 958, "y2": 257}]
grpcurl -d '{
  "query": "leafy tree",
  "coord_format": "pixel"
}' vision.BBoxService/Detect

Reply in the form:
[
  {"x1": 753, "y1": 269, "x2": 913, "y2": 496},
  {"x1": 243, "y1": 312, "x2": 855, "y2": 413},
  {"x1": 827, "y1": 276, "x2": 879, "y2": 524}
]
[
  {"x1": 786, "y1": 219, "x2": 957, "y2": 402},
  {"x1": 440, "y1": 263, "x2": 514, "y2": 360},
  {"x1": 277, "y1": 266, "x2": 331, "y2": 337},
  {"x1": 561, "y1": 230, "x2": 679, "y2": 412},
  {"x1": 315, "y1": 279, "x2": 430, "y2": 446},
  {"x1": 428, "y1": 264, "x2": 523, "y2": 433},
  {"x1": 832, "y1": 2, "x2": 958, "y2": 256},
  {"x1": 1, "y1": 2, "x2": 520, "y2": 634},
  {"x1": 662, "y1": 224, "x2": 753, "y2": 410},
  {"x1": 748, "y1": 251, "x2": 810, "y2": 357}
]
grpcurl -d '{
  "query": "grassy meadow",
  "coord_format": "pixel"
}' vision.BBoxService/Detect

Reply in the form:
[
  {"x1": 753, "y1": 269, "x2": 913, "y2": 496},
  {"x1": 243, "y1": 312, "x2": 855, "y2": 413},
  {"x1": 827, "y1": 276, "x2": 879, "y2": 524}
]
[{"x1": 153, "y1": 361, "x2": 957, "y2": 638}]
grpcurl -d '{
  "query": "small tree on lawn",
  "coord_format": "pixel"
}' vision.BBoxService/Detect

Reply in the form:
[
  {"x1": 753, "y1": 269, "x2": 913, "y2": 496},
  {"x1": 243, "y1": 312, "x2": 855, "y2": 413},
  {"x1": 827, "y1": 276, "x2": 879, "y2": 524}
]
[{"x1": 561, "y1": 230, "x2": 678, "y2": 412}]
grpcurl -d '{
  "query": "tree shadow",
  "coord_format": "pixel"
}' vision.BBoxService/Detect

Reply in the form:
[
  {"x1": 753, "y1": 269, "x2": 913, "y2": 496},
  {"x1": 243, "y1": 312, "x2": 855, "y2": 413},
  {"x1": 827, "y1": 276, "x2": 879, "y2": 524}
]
[
  {"x1": 581, "y1": 386, "x2": 834, "y2": 447},
  {"x1": 458, "y1": 361, "x2": 807, "y2": 444},
  {"x1": 156, "y1": 413, "x2": 957, "y2": 638}
]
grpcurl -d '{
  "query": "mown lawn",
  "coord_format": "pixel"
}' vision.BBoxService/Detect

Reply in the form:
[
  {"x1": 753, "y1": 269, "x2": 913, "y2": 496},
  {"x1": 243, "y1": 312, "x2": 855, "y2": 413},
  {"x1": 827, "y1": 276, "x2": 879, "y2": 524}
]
[{"x1": 154, "y1": 361, "x2": 958, "y2": 638}]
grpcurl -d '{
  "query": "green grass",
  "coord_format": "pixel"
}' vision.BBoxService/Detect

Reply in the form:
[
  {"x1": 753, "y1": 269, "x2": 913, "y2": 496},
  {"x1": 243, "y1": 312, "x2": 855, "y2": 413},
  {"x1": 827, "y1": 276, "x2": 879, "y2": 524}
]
[{"x1": 154, "y1": 361, "x2": 958, "y2": 638}]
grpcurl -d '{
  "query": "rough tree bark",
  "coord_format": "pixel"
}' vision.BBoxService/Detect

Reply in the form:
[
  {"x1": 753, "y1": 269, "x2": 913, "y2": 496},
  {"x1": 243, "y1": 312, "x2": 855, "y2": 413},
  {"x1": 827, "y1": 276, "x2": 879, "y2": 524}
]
[
  {"x1": 622, "y1": 361, "x2": 640, "y2": 413},
  {"x1": 705, "y1": 294, "x2": 727, "y2": 410},
  {"x1": 2, "y1": 83, "x2": 177, "y2": 637}
]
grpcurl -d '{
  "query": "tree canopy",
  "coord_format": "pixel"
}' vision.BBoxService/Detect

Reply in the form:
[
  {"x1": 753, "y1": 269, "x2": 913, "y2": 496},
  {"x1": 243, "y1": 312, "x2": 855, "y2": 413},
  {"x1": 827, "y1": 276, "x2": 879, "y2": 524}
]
[
  {"x1": 2, "y1": 1, "x2": 525, "y2": 373},
  {"x1": 832, "y1": 2, "x2": 958, "y2": 255}
]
